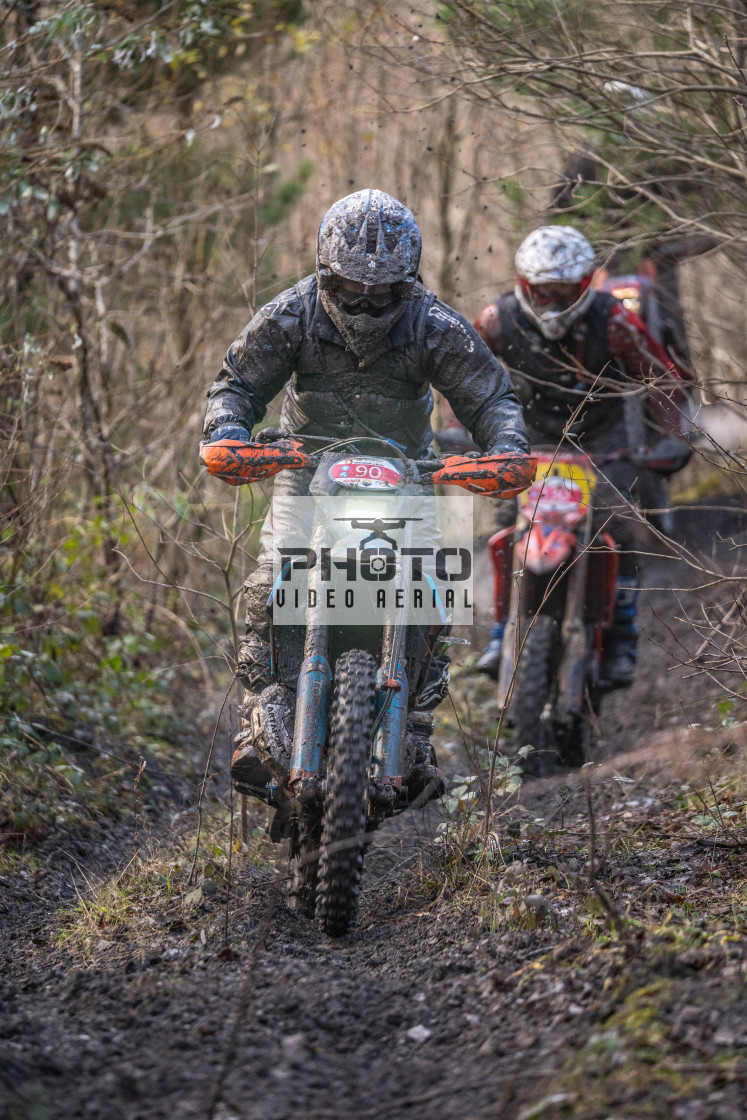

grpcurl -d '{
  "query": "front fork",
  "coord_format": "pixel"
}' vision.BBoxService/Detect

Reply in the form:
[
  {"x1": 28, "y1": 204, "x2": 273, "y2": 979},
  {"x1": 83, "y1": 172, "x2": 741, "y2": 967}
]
[
  {"x1": 556, "y1": 506, "x2": 593, "y2": 722},
  {"x1": 370, "y1": 633, "x2": 409, "y2": 807},
  {"x1": 288, "y1": 620, "x2": 410, "y2": 808},
  {"x1": 496, "y1": 538, "x2": 523, "y2": 712},
  {"x1": 497, "y1": 507, "x2": 592, "y2": 723},
  {"x1": 289, "y1": 624, "x2": 331, "y2": 803},
  {"x1": 288, "y1": 504, "x2": 415, "y2": 808}
]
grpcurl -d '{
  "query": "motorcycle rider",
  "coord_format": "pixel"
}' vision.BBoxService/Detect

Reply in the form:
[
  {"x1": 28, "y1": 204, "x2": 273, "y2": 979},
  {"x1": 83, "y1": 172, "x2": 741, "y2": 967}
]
[
  {"x1": 202, "y1": 189, "x2": 530, "y2": 791},
  {"x1": 473, "y1": 225, "x2": 691, "y2": 681}
]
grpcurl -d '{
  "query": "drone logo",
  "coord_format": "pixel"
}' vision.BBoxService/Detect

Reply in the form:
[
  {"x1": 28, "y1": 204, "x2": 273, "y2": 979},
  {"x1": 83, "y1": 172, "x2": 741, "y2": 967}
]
[{"x1": 335, "y1": 515, "x2": 421, "y2": 550}]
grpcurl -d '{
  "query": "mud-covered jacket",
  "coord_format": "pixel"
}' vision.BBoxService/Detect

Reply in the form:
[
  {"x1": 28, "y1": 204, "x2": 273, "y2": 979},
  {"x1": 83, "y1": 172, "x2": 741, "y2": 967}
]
[
  {"x1": 204, "y1": 275, "x2": 529, "y2": 457},
  {"x1": 473, "y1": 291, "x2": 687, "y2": 444}
]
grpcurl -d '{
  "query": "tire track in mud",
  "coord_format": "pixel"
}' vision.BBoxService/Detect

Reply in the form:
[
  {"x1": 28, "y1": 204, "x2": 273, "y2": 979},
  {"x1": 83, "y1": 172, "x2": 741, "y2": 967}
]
[
  {"x1": 2, "y1": 500, "x2": 745, "y2": 1120},
  {"x1": 1, "y1": 863, "x2": 571, "y2": 1120},
  {"x1": 4, "y1": 797, "x2": 745, "y2": 1120}
]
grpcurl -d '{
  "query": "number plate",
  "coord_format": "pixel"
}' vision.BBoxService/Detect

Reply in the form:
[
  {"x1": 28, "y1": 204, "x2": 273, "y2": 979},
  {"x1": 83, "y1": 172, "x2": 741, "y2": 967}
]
[{"x1": 328, "y1": 457, "x2": 403, "y2": 490}]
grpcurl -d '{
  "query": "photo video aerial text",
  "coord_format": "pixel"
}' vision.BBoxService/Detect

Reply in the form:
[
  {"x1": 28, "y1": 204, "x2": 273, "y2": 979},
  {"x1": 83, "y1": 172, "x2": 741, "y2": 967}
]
[{"x1": 270, "y1": 495, "x2": 474, "y2": 626}]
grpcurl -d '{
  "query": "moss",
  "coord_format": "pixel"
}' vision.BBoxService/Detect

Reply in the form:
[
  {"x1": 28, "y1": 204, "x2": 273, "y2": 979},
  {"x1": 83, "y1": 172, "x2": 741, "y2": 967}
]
[{"x1": 525, "y1": 971, "x2": 746, "y2": 1118}]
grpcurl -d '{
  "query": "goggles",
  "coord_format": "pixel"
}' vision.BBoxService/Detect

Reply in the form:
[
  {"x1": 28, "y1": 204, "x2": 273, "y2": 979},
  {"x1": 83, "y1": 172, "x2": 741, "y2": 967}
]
[
  {"x1": 318, "y1": 266, "x2": 415, "y2": 307},
  {"x1": 515, "y1": 273, "x2": 596, "y2": 340},
  {"x1": 337, "y1": 278, "x2": 397, "y2": 309},
  {"x1": 527, "y1": 281, "x2": 582, "y2": 310}
]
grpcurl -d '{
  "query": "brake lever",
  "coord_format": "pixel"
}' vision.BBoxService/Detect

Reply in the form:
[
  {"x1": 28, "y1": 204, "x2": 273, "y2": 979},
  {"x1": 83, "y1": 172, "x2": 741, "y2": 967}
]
[{"x1": 256, "y1": 427, "x2": 290, "y2": 444}]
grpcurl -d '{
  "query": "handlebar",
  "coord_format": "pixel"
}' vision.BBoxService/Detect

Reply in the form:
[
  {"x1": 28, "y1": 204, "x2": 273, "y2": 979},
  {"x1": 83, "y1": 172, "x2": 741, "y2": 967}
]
[
  {"x1": 200, "y1": 429, "x2": 537, "y2": 497},
  {"x1": 255, "y1": 427, "x2": 416, "y2": 463}
]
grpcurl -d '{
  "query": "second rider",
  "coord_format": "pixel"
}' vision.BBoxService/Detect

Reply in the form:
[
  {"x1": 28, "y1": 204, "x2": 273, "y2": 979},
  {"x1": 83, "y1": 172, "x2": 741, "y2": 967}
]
[{"x1": 472, "y1": 225, "x2": 691, "y2": 683}]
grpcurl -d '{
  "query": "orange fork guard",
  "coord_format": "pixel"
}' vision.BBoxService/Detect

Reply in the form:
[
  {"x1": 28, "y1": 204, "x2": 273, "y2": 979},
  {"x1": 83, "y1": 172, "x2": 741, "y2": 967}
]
[
  {"x1": 432, "y1": 452, "x2": 537, "y2": 497},
  {"x1": 199, "y1": 438, "x2": 311, "y2": 486}
]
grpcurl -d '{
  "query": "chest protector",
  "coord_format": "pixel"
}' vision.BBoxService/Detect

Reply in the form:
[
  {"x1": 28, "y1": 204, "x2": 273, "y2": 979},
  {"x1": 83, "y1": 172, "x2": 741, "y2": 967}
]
[{"x1": 497, "y1": 292, "x2": 625, "y2": 443}]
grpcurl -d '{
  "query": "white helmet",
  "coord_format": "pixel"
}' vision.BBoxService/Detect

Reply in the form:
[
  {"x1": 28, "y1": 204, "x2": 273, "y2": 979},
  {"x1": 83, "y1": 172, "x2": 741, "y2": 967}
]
[{"x1": 514, "y1": 226, "x2": 597, "y2": 340}]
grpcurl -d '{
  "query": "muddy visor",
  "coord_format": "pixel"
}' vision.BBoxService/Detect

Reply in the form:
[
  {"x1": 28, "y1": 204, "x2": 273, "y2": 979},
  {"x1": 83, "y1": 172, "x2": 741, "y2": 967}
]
[{"x1": 318, "y1": 269, "x2": 414, "y2": 306}]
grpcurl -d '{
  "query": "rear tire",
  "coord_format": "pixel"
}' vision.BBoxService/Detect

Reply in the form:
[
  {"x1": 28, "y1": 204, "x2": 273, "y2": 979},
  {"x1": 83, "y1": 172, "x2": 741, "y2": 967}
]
[
  {"x1": 316, "y1": 650, "x2": 377, "y2": 937},
  {"x1": 558, "y1": 709, "x2": 591, "y2": 769},
  {"x1": 287, "y1": 813, "x2": 322, "y2": 918},
  {"x1": 507, "y1": 615, "x2": 560, "y2": 778}
]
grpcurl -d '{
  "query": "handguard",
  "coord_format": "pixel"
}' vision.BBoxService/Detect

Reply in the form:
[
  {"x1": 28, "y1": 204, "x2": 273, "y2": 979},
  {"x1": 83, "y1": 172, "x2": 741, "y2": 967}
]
[
  {"x1": 199, "y1": 438, "x2": 311, "y2": 486},
  {"x1": 432, "y1": 452, "x2": 537, "y2": 497}
]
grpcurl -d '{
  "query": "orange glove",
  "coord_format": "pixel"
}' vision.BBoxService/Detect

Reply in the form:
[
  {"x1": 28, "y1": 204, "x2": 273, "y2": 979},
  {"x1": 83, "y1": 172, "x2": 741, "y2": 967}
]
[
  {"x1": 199, "y1": 439, "x2": 311, "y2": 486},
  {"x1": 432, "y1": 452, "x2": 537, "y2": 497}
]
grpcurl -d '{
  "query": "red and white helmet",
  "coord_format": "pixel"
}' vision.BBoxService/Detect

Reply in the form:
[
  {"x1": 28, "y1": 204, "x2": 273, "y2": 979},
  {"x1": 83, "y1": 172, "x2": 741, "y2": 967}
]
[{"x1": 514, "y1": 226, "x2": 597, "y2": 340}]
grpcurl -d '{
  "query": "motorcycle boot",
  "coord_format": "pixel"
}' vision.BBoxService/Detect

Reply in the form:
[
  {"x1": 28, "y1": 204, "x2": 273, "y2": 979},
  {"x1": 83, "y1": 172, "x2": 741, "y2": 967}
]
[
  {"x1": 476, "y1": 622, "x2": 505, "y2": 679},
  {"x1": 231, "y1": 720, "x2": 272, "y2": 793},
  {"x1": 237, "y1": 631, "x2": 273, "y2": 691},
  {"x1": 403, "y1": 712, "x2": 446, "y2": 804},
  {"x1": 603, "y1": 578, "x2": 640, "y2": 687},
  {"x1": 230, "y1": 632, "x2": 274, "y2": 790}
]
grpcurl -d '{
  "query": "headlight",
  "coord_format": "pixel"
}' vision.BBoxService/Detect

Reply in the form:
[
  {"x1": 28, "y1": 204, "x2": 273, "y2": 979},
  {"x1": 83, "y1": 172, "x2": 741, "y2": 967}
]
[{"x1": 337, "y1": 495, "x2": 390, "y2": 521}]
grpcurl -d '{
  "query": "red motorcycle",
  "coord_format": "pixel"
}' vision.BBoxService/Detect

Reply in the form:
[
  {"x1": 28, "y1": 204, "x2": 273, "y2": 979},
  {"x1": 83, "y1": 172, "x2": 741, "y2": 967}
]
[{"x1": 492, "y1": 450, "x2": 619, "y2": 776}]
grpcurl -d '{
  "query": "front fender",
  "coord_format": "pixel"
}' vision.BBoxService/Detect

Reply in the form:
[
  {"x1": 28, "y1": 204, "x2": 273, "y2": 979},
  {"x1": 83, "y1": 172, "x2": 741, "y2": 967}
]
[{"x1": 525, "y1": 523, "x2": 576, "y2": 575}]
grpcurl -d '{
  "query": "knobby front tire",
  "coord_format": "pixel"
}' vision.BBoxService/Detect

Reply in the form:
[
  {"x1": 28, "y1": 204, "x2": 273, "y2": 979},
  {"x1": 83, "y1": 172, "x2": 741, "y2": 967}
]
[
  {"x1": 508, "y1": 614, "x2": 560, "y2": 778},
  {"x1": 316, "y1": 649, "x2": 377, "y2": 937}
]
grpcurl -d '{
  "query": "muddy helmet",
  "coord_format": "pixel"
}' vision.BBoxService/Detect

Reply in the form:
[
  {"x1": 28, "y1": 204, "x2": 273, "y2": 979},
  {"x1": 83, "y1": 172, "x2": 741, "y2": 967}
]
[
  {"x1": 317, "y1": 189, "x2": 421, "y2": 307},
  {"x1": 514, "y1": 226, "x2": 597, "y2": 340}
]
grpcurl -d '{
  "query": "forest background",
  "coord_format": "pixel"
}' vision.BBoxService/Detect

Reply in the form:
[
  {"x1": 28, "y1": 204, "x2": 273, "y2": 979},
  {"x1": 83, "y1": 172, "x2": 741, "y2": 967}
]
[{"x1": 1, "y1": 0, "x2": 745, "y2": 846}]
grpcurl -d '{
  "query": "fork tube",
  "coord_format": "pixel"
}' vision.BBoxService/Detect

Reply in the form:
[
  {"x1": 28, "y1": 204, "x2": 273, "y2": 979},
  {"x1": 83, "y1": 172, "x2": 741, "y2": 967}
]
[
  {"x1": 497, "y1": 535, "x2": 524, "y2": 711},
  {"x1": 289, "y1": 623, "x2": 331, "y2": 788},
  {"x1": 372, "y1": 527, "x2": 411, "y2": 786},
  {"x1": 372, "y1": 621, "x2": 408, "y2": 784},
  {"x1": 289, "y1": 508, "x2": 331, "y2": 793},
  {"x1": 556, "y1": 506, "x2": 593, "y2": 720}
]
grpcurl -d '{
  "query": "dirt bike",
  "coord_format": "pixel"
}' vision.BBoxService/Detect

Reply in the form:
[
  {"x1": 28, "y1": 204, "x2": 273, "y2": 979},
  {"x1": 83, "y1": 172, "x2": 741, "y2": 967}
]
[
  {"x1": 201, "y1": 431, "x2": 535, "y2": 935},
  {"x1": 492, "y1": 450, "x2": 620, "y2": 777}
]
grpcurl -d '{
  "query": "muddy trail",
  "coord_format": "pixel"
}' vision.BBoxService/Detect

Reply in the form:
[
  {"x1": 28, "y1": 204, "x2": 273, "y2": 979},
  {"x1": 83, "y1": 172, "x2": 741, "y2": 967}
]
[{"x1": 2, "y1": 500, "x2": 747, "y2": 1120}]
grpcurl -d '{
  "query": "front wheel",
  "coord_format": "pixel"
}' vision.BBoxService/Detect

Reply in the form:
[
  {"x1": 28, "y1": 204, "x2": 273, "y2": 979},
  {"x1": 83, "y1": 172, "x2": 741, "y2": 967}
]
[
  {"x1": 316, "y1": 649, "x2": 377, "y2": 937},
  {"x1": 507, "y1": 615, "x2": 560, "y2": 778}
]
